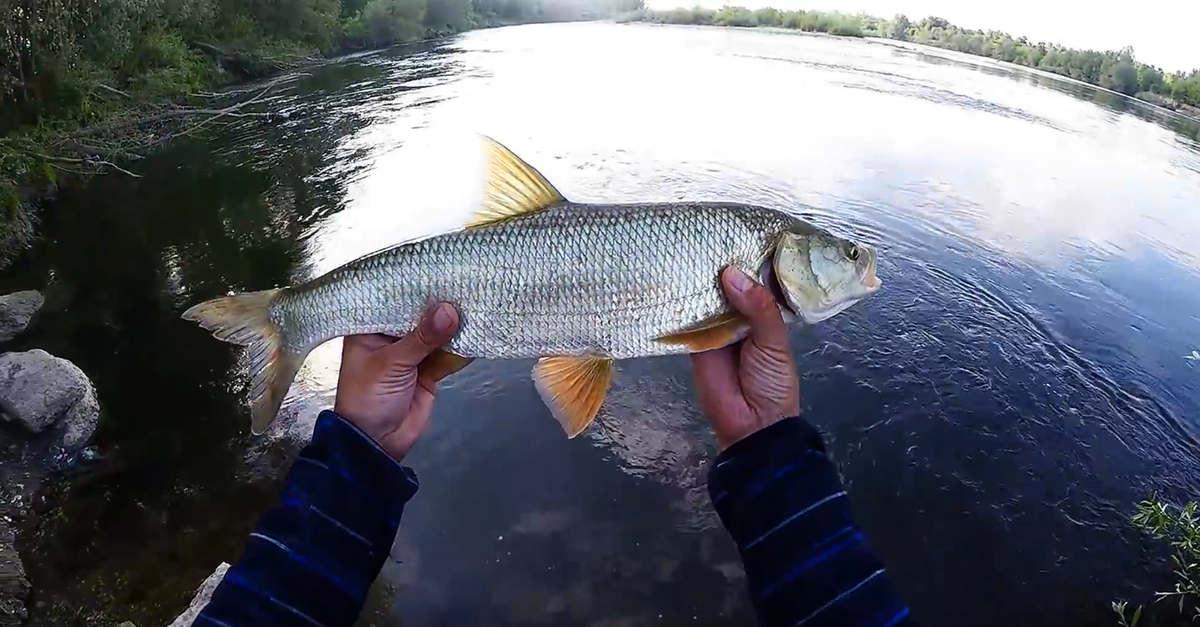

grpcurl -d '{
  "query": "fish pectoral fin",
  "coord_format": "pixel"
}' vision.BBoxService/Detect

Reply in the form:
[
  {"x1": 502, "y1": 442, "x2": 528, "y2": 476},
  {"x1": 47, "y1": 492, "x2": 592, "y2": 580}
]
[
  {"x1": 532, "y1": 355, "x2": 614, "y2": 438},
  {"x1": 420, "y1": 348, "x2": 473, "y2": 382},
  {"x1": 654, "y1": 310, "x2": 749, "y2": 352},
  {"x1": 466, "y1": 135, "x2": 565, "y2": 229}
]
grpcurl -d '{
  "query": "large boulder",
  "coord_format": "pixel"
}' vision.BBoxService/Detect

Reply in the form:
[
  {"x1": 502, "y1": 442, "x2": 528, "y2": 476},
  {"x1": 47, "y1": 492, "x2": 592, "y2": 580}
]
[
  {"x1": 0, "y1": 291, "x2": 42, "y2": 343},
  {"x1": 0, "y1": 349, "x2": 99, "y2": 451},
  {"x1": 166, "y1": 563, "x2": 229, "y2": 627}
]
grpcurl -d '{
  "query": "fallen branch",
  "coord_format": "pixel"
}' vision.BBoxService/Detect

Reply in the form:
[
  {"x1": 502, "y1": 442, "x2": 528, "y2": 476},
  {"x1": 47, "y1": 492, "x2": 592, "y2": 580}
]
[{"x1": 96, "y1": 84, "x2": 132, "y2": 99}]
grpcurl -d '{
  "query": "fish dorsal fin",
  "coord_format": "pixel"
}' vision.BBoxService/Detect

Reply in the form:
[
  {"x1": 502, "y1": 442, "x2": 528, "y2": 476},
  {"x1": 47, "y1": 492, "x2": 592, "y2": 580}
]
[
  {"x1": 654, "y1": 310, "x2": 749, "y2": 352},
  {"x1": 466, "y1": 136, "x2": 565, "y2": 229},
  {"x1": 532, "y1": 355, "x2": 614, "y2": 438}
]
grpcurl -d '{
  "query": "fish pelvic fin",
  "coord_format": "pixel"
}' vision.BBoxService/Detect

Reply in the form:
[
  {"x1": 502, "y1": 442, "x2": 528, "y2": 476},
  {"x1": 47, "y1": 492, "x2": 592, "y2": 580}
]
[
  {"x1": 182, "y1": 289, "x2": 304, "y2": 435},
  {"x1": 654, "y1": 310, "x2": 750, "y2": 352},
  {"x1": 532, "y1": 355, "x2": 613, "y2": 438},
  {"x1": 466, "y1": 135, "x2": 565, "y2": 229}
]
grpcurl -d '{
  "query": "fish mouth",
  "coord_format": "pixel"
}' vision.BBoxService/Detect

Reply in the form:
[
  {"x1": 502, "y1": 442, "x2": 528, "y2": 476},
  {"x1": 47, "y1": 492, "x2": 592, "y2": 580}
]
[
  {"x1": 863, "y1": 255, "x2": 882, "y2": 291},
  {"x1": 760, "y1": 261, "x2": 798, "y2": 318}
]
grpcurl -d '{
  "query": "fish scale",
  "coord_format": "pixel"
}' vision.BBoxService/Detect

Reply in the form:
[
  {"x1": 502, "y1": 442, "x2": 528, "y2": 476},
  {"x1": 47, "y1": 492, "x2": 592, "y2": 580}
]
[{"x1": 275, "y1": 201, "x2": 790, "y2": 360}]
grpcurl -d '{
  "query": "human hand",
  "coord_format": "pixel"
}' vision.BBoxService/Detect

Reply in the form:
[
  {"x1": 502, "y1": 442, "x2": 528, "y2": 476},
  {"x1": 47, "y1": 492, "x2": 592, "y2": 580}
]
[
  {"x1": 334, "y1": 303, "x2": 469, "y2": 461},
  {"x1": 689, "y1": 267, "x2": 801, "y2": 450}
]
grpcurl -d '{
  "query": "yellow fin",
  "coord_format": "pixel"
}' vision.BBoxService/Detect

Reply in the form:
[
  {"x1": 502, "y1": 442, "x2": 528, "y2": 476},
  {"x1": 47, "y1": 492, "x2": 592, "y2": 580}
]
[
  {"x1": 466, "y1": 136, "x2": 565, "y2": 229},
  {"x1": 182, "y1": 289, "x2": 306, "y2": 435},
  {"x1": 531, "y1": 356, "x2": 613, "y2": 438},
  {"x1": 419, "y1": 348, "x2": 473, "y2": 383},
  {"x1": 654, "y1": 311, "x2": 749, "y2": 352}
]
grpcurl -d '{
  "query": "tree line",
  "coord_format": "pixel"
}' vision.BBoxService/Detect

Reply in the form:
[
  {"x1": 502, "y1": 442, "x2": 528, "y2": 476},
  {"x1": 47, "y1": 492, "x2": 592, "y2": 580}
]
[{"x1": 636, "y1": 8, "x2": 1200, "y2": 111}]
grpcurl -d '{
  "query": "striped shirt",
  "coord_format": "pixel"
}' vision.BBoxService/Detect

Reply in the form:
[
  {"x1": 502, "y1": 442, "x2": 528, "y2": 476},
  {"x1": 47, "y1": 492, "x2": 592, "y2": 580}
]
[
  {"x1": 198, "y1": 412, "x2": 916, "y2": 626},
  {"x1": 197, "y1": 411, "x2": 416, "y2": 627},
  {"x1": 709, "y1": 417, "x2": 917, "y2": 627}
]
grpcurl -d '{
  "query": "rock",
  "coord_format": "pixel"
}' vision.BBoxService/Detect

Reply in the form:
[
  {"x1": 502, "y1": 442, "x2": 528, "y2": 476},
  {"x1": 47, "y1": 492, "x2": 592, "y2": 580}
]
[
  {"x1": 166, "y1": 563, "x2": 229, "y2": 627},
  {"x1": 0, "y1": 522, "x2": 28, "y2": 627},
  {"x1": 0, "y1": 291, "x2": 43, "y2": 342},
  {"x1": 0, "y1": 350, "x2": 99, "y2": 451}
]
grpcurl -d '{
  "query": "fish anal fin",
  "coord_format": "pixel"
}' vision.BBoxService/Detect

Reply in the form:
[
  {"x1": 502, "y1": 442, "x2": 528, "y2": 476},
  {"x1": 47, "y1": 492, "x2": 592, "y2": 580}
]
[
  {"x1": 532, "y1": 355, "x2": 613, "y2": 438},
  {"x1": 420, "y1": 348, "x2": 473, "y2": 382},
  {"x1": 466, "y1": 135, "x2": 565, "y2": 229},
  {"x1": 654, "y1": 310, "x2": 749, "y2": 352}
]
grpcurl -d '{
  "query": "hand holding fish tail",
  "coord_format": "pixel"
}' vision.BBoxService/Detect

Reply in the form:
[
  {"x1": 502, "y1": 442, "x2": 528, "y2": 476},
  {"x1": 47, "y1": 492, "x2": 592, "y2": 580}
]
[
  {"x1": 689, "y1": 267, "x2": 801, "y2": 450},
  {"x1": 334, "y1": 303, "x2": 470, "y2": 460}
]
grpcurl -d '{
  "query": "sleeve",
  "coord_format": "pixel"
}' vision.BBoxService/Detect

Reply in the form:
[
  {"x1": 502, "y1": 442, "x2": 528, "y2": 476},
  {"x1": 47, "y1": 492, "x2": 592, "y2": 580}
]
[
  {"x1": 195, "y1": 410, "x2": 418, "y2": 627},
  {"x1": 709, "y1": 416, "x2": 917, "y2": 627}
]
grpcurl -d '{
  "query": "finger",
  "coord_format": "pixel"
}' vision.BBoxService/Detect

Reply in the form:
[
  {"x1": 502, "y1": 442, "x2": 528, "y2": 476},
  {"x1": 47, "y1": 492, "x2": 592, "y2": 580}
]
[
  {"x1": 720, "y1": 267, "x2": 790, "y2": 352},
  {"x1": 688, "y1": 345, "x2": 745, "y2": 412},
  {"x1": 378, "y1": 303, "x2": 460, "y2": 369}
]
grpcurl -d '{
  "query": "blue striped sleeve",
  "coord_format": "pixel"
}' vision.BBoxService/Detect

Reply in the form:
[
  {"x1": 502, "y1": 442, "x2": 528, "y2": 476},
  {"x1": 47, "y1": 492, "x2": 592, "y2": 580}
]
[
  {"x1": 709, "y1": 417, "x2": 918, "y2": 627},
  {"x1": 197, "y1": 410, "x2": 417, "y2": 627}
]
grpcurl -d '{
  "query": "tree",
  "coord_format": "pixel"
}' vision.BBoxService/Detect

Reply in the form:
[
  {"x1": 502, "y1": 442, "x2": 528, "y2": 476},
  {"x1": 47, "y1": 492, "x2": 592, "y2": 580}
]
[
  {"x1": 890, "y1": 14, "x2": 909, "y2": 41},
  {"x1": 425, "y1": 0, "x2": 472, "y2": 32},
  {"x1": 1138, "y1": 65, "x2": 1164, "y2": 94},
  {"x1": 359, "y1": 0, "x2": 426, "y2": 45}
]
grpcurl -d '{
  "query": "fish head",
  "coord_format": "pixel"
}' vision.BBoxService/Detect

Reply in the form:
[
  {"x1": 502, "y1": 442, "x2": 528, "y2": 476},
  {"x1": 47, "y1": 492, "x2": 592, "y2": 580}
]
[{"x1": 768, "y1": 228, "x2": 881, "y2": 324}]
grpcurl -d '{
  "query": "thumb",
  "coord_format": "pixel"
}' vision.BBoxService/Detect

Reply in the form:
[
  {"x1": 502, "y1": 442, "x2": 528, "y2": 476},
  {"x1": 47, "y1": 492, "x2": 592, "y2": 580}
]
[
  {"x1": 380, "y1": 303, "x2": 460, "y2": 368},
  {"x1": 721, "y1": 267, "x2": 789, "y2": 350}
]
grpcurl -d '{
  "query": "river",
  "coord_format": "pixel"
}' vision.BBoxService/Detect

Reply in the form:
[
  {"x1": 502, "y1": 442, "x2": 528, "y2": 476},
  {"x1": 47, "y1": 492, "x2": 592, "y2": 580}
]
[{"x1": 4, "y1": 21, "x2": 1200, "y2": 627}]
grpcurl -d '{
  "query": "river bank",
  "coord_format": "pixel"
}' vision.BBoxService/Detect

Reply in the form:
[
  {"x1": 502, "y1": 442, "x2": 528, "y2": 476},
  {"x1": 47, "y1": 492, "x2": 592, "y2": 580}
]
[{"x1": 0, "y1": 0, "x2": 644, "y2": 272}]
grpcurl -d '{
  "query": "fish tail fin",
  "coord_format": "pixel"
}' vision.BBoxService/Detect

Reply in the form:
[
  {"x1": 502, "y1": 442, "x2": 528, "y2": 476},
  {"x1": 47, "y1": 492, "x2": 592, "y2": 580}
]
[{"x1": 182, "y1": 289, "x2": 304, "y2": 435}]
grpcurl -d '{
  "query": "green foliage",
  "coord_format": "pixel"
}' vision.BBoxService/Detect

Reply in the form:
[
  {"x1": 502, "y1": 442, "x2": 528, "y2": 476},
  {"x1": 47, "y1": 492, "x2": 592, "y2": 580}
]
[
  {"x1": 642, "y1": 6, "x2": 866, "y2": 38},
  {"x1": 356, "y1": 0, "x2": 427, "y2": 46},
  {"x1": 1112, "y1": 600, "x2": 1143, "y2": 627},
  {"x1": 1114, "y1": 496, "x2": 1200, "y2": 625}
]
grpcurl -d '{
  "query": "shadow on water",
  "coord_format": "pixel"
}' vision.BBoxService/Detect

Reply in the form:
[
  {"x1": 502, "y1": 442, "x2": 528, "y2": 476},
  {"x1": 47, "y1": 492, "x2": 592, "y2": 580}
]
[
  {"x1": 1, "y1": 41, "x2": 462, "y2": 627},
  {"x1": 3, "y1": 23, "x2": 1200, "y2": 627}
]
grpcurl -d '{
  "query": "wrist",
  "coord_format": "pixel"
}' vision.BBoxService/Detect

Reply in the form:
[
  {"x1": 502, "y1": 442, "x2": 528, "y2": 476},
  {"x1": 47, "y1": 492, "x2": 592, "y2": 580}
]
[
  {"x1": 716, "y1": 413, "x2": 790, "y2": 450},
  {"x1": 331, "y1": 404, "x2": 405, "y2": 460}
]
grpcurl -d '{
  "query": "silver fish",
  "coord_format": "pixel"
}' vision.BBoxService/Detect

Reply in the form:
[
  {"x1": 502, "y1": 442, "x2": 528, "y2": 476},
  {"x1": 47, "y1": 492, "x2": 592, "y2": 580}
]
[{"x1": 183, "y1": 137, "x2": 881, "y2": 436}]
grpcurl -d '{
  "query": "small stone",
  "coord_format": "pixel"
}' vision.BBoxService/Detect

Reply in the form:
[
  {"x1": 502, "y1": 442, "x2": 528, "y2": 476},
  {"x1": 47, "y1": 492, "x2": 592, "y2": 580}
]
[{"x1": 0, "y1": 291, "x2": 42, "y2": 342}]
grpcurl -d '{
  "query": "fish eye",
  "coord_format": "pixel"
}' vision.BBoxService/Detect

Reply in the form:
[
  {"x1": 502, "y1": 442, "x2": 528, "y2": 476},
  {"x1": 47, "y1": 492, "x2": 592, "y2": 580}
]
[{"x1": 846, "y1": 245, "x2": 860, "y2": 261}]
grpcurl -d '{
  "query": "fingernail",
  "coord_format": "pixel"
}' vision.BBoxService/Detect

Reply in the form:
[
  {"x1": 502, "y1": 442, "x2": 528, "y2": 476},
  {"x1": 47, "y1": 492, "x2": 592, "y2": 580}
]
[
  {"x1": 726, "y1": 268, "x2": 752, "y2": 293},
  {"x1": 432, "y1": 304, "x2": 454, "y2": 332}
]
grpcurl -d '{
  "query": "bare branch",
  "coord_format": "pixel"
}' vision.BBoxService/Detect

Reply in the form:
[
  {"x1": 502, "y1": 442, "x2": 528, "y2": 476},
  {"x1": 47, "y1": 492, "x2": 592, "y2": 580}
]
[{"x1": 95, "y1": 83, "x2": 131, "y2": 99}]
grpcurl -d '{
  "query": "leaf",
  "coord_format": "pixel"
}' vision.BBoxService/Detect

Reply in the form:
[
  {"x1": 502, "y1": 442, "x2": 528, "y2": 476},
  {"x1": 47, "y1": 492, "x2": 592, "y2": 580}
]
[{"x1": 1131, "y1": 603, "x2": 1143, "y2": 627}]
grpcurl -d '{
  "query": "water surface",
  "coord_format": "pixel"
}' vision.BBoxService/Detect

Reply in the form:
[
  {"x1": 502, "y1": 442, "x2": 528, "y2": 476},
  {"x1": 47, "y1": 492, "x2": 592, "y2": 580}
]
[{"x1": 6, "y1": 22, "x2": 1200, "y2": 627}]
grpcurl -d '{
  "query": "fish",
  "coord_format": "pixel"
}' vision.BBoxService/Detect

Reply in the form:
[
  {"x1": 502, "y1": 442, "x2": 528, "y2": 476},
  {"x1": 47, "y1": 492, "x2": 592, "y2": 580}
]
[{"x1": 183, "y1": 137, "x2": 882, "y2": 437}]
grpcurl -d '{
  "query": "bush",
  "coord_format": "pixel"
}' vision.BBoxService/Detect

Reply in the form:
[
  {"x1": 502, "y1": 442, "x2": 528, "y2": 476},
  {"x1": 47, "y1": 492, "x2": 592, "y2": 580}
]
[
  {"x1": 357, "y1": 0, "x2": 427, "y2": 46},
  {"x1": 1114, "y1": 496, "x2": 1200, "y2": 625},
  {"x1": 713, "y1": 5, "x2": 756, "y2": 27},
  {"x1": 827, "y1": 20, "x2": 864, "y2": 37},
  {"x1": 128, "y1": 31, "x2": 216, "y2": 97},
  {"x1": 753, "y1": 7, "x2": 781, "y2": 27}
]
